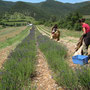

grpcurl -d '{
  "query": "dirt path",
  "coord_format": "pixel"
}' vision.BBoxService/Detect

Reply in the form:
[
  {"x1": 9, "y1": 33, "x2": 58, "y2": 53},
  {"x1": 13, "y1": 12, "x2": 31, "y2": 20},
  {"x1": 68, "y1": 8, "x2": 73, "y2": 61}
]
[
  {"x1": 0, "y1": 44, "x2": 17, "y2": 69},
  {"x1": 37, "y1": 27, "x2": 90, "y2": 68},
  {"x1": 32, "y1": 46, "x2": 63, "y2": 90}
]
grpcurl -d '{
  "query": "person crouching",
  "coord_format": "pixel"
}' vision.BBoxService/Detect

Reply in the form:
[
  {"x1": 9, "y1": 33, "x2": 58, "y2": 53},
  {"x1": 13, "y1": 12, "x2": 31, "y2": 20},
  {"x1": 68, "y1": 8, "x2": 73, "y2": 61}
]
[{"x1": 51, "y1": 24, "x2": 58, "y2": 39}]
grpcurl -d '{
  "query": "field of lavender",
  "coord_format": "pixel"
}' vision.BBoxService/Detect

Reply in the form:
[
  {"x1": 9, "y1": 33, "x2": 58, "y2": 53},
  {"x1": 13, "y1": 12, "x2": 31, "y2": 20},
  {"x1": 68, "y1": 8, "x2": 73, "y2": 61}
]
[
  {"x1": 0, "y1": 25, "x2": 90, "y2": 90},
  {"x1": 0, "y1": 27, "x2": 36, "y2": 89},
  {"x1": 36, "y1": 26, "x2": 90, "y2": 89}
]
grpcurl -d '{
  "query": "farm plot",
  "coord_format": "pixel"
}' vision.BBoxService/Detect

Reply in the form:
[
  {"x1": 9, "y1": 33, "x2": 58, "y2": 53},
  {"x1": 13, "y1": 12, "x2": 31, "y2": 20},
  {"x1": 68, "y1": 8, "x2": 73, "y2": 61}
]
[
  {"x1": 0, "y1": 26, "x2": 31, "y2": 70},
  {"x1": 0, "y1": 27, "x2": 36, "y2": 90},
  {"x1": 36, "y1": 25, "x2": 90, "y2": 67},
  {"x1": 0, "y1": 26, "x2": 26, "y2": 42},
  {"x1": 83, "y1": 15, "x2": 90, "y2": 19},
  {"x1": 37, "y1": 25, "x2": 82, "y2": 38},
  {"x1": 0, "y1": 26, "x2": 30, "y2": 49},
  {"x1": 0, "y1": 25, "x2": 90, "y2": 90},
  {"x1": 36, "y1": 25, "x2": 90, "y2": 89}
]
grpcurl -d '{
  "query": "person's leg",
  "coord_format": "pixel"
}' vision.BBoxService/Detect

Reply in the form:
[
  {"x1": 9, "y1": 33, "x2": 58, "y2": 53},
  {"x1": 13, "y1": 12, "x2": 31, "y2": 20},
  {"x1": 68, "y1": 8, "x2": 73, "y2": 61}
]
[
  {"x1": 82, "y1": 42, "x2": 88, "y2": 55},
  {"x1": 50, "y1": 34, "x2": 53, "y2": 39},
  {"x1": 50, "y1": 32, "x2": 53, "y2": 39}
]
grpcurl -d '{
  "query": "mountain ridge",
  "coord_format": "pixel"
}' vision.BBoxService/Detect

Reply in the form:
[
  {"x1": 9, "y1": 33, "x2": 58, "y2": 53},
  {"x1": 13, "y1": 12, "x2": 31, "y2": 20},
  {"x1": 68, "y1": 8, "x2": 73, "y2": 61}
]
[{"x1": 0, "y1": 0, "x2": 90, "y2": 20}]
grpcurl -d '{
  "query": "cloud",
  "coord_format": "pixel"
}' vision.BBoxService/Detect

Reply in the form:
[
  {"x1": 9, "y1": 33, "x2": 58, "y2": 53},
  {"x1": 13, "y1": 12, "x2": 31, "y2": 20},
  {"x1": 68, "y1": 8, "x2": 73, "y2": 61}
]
[{"x1": 56, "y1": 0, "x2": 89, "y2": 3}]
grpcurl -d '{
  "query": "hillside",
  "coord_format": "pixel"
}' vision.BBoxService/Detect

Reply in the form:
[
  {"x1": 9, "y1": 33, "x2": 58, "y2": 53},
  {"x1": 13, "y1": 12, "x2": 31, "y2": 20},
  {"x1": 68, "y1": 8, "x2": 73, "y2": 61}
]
[
  {"x1": 77, "y1": 3, "x2": 90, "y2": 15},
  {"x1": 33, "y1": 0, "x2": 90, "y2": 17},
  {"x1": 32, "y1": 0, "x2": 75, "y2": 17},
  {"x1": 72, "y1": 1, "x2": 90, "y2": 9},
  {"x1": 0, "y1": 0, "x2": 15, "y2": 15},
  {"x1": 9, "y1": 1, "x2": 50, "y2": 20},
  {"x1": 0, "y1": 0, "x2": 90, "y2": 20}
]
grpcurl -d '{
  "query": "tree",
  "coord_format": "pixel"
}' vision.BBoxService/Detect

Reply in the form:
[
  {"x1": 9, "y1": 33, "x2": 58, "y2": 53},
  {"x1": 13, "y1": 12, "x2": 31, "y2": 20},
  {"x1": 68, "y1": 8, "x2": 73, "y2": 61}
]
[
  {"x1": 58, "y1": 12, "x2": 82, "y2": 30},
  {"x1": 74, "y1": 22, "x2": 81, "y2": 31},
  {"x1": 50, "y1": 15, "x2": 57, "y2": 22}
]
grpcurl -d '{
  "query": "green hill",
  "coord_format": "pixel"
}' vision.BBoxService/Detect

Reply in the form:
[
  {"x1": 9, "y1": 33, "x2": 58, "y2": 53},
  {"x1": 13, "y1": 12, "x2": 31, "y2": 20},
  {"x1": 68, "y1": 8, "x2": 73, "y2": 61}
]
[
  {"x1": 0, "y1": 0, "x2": 90, "y2": 21},
  {"x1": 73, "y1": 1, "x2": 90, "y2": 9},
  {"x1": 33, "y1": 0, "x2": 90, "y2": 17},
  {"x1": 0, "y1": 0, "x2": 15, "y2": 15},
  {"x1": 9, "y1": 1, "x2": 50, "y2": 20},
  {"x1": 33, "y1": 0, "x2": 75, "y2": 17},
  {"x1": 77, "y1": 3, "x2": 90, "y2": 15}
]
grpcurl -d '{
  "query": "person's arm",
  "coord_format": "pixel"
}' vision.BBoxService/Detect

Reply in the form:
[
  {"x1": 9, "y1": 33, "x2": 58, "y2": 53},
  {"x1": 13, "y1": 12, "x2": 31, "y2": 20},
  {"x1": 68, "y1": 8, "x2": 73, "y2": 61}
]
[
  {"x1": 82, "y1": 27, "x2": 87, "y2": 38},
  {"x1": 82, "y1": 27, "x2": 86, "y2": 34}
]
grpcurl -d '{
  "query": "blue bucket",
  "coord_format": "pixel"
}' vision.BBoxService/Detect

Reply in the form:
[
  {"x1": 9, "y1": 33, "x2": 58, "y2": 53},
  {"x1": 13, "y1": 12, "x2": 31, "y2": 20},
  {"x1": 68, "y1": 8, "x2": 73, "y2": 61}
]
[{"x1": 72, "y1": 55, "x2": 88, "y2": 65}]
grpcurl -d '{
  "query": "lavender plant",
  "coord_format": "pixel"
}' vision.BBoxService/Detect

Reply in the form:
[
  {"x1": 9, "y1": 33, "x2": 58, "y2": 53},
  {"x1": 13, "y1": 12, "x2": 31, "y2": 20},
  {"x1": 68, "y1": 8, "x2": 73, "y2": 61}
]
[
  {"x1": 0, "y1": 26, "x2": 36, "y2": 90},
  {"x1": 36, "y1": 29, "x2": 90, "y2": 89}
]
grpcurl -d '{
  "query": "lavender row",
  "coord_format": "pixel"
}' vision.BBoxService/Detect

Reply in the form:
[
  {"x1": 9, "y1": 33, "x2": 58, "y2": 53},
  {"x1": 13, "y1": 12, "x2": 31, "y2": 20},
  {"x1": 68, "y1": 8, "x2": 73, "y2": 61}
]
[
  {"x1": 0, "y1": 26, "x2": 36, "y2": 90},
  {"x1": 36, "y1": 30, "x2": 90, "y2": 89}
]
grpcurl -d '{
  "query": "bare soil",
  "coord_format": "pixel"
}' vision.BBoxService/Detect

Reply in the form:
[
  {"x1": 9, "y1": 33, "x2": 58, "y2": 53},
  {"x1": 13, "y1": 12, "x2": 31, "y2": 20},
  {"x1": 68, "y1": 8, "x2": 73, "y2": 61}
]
[
  {"x1": 0, "y1": 26, "x2": 27, "y2": 69},
  {"x1": 0, "y1": 44, "x2": 16, "y2": 69},
  {"x1": 32, "y1": 48, "x2": 63, "y2": 90}
]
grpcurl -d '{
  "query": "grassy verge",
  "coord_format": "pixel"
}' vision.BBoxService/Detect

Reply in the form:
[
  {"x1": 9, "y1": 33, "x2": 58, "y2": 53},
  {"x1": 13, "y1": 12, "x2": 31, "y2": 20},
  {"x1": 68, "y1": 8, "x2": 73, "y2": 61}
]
[
  {"x1": 37, "y1": 26, "x2": 50, "y2": 36},
  {"x1": 36, "y1": 29, "x2": 90, "y2": 89},
  {"x1": 0, "y1": 27, "x2": 36, "y2": 90},
  {"x1": 37, "y1": 25, "x2": 82, "y2": 38},
  {"x1": 0, "y1": 27, "x2": 20, "y2": 36},
  {"x1": 0, "y1": 27, "x2": 4, "y2": 31},
  {"x1": 0, "y1": 26, "x2": 30, "y2": 49}
]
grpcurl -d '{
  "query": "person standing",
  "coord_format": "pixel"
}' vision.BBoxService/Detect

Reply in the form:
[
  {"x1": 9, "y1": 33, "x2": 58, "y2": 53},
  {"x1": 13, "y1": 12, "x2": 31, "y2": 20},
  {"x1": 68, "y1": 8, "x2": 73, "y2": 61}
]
[{"x1": 79, "y1": 18, "x2": 90, "y2": 55}]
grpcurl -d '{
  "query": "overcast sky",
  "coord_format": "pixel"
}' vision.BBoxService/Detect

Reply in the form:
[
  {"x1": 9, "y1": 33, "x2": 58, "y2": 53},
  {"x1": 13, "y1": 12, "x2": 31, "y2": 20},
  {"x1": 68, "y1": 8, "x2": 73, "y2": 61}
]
[{"x1": 4, "y1": 0, "x2": 90, "y2": 3}]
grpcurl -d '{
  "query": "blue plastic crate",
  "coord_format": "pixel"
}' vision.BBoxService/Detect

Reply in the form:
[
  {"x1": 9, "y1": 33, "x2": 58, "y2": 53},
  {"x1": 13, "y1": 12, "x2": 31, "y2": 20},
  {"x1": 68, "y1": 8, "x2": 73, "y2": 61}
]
[{"x1": 72, "y1": 55, "x2": 88, "y2": 65}]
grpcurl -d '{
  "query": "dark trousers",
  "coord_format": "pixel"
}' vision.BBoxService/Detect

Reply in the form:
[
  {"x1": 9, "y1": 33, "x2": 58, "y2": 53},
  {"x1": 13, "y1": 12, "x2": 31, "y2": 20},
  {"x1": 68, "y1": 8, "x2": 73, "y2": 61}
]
[{"x1": 81, "y1": 41, "x2": 89, "y2": 55}]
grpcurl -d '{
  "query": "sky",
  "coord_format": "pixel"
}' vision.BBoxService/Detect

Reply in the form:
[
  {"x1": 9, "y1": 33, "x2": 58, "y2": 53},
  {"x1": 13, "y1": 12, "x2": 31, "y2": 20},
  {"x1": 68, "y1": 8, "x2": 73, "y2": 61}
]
[{"x1": 4, "y1": 0, "x2": 90, "y2": 3}]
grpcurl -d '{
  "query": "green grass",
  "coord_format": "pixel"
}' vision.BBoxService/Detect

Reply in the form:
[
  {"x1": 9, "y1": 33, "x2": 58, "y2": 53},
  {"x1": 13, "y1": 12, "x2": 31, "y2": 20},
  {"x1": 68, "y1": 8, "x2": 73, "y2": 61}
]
[
  {"x1": 37, "y1": 26, "x2": 50, "y2": 36},
  {"x1": 0, "y1": 26, "x2": 30, "y2": 49},
  {"x1": 0, "y1": 27, "x2": 3, "y2": 31},
  {"x1": 60, "y1": 29, "x2": 82, "y2": 38},
  {"x1": 0, "y1": 27, "x2": 20, "y2": 36},
  {"x1": 76, "y1": 66, "x2": 90, "y2": 89},
  {"x1": 0, "y1": 26, "x2": 25, "y2": 36},
  {"x1": 0, "y1": 27, "x2": 36, "y2": 90},
  {"x1": 37, "y1": 25, "x2": 82, "y2": 38},
  {"x1": 83, "y1": 15, "x2": 90, "y2": 19}
]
